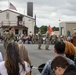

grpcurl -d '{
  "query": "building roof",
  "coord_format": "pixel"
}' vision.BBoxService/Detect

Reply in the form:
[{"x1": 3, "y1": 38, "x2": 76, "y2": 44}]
[
  {"x1": 0, "y1": 9, "x2": 35, "y2": 20},
  {"x1": 60, "y1": 21, "x2": 76, "y2": 24}
]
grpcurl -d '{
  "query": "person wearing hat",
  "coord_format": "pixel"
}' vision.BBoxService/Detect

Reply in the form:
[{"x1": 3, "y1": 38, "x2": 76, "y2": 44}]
[
  {"x1": 3, "y1": 28, "x2": 9, "y2": 49},
  {"x1": 8, "y1": 26, "x2": 15, "y2": 43},
  {"x1": 3, "y1": 26, "x2": 15, "y2": 49},
  {"x1": 45, "y1": 27, "x2": 51, "y2": 50},
  {"x1": 38, "y1": 29, "x2": 42, "y2": 49}
]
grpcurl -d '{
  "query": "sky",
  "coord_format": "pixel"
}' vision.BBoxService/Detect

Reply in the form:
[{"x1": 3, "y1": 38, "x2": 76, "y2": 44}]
[{"x1": 0, "y1": 0, "x2": 76, "y2": 27}]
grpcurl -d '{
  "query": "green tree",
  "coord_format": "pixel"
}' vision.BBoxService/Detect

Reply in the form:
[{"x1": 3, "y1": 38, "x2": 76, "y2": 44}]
[
  {"x1": 35, "y1": 25, "x2": 59, "y2": 34},
  {"x1": 40, "y1": 25, "x2": 47, "y2": 34},
  {"x1": 52, "y1": 26, "x2": 59, "y2": 31},
  {"x1": 34, "y1": 25, "x2": 39, "y2": 34}
]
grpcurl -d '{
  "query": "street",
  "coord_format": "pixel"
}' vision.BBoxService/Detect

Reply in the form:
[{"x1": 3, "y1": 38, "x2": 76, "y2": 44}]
[{"x1": 0, "y1": 44, "x2": 55, "y2": 75}]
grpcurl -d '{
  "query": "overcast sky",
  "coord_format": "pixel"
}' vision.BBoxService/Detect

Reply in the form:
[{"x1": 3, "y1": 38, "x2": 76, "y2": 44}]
[{"x1": 0, "y1": 0, "x2": 76, "y2": 27}]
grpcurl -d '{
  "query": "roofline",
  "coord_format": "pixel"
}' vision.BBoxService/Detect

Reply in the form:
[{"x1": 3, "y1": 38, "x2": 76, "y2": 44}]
[
  {"x1": 60, "y1": 21, "x2": 76, "y2": 24},
  {"x1": 0, "y1": 9, "x2": 35, "y2": 20}
]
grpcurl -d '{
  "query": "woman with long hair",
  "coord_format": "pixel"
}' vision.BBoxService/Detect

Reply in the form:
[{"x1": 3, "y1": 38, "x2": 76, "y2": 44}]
[
  {"x1": 18, "y1": 43, "x2": 31, "y2": 66},
  {"x1": 18, "y1": 43, "x2": 32, "y2": 75},
  {"x1": 0, "y1": 42, "x2": 30, "y2": 75}
]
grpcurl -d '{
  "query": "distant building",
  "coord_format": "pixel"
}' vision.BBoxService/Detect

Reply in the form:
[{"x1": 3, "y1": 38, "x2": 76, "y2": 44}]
[
  {"x1": 53, "y1": 31, "x2": 60, "y2": 37},
  {"x1": 59, "y1": 22, "x2": 76, "y2": 36},
  {"x1": 0, "y1": 9, "x2": 35, "y2": 35},
  {"x1": 27, "y1": 2, "x2": 33, "y2": 17}
]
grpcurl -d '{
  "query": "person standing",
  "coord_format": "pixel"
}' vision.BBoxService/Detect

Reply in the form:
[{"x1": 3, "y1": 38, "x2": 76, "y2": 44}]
[
  {"x1": 0, "y1": 42, "x2": 30, "y2": 75},
  {"x1": 38, "y1": 29, "x2": 42, "y2": 49},
  {"x1": 8, "y1": 26, "x2": 15, "y2": 42},
  {"x1": 3, "y1": 29, "x2": 9, "y2": 50},
  {"x1": 45, "y1": 27, "x2": 50, "y2": 50},
  {"x1": 3, "y1": 26, "x2": 15, "y2": 49}
]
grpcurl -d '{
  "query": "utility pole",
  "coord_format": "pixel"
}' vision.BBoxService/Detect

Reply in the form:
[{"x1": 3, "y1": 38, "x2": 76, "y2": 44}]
[{"x1": 34, "y1": 15, "x2": 36, "y2": 34}]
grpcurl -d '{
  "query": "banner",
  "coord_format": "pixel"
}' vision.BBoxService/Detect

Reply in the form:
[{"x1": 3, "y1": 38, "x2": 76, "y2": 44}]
[{"x1": 48, "y1": 25, "x2": 53, "y2": 34}]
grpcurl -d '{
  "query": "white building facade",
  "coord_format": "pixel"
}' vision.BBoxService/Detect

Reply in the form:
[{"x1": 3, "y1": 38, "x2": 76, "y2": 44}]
[
  {"x1": 59, "y1": 22, "x2": 76, "y2": 36},
  {"x1": 0, "y1": 9, "x2": 35, "y2": 35}
]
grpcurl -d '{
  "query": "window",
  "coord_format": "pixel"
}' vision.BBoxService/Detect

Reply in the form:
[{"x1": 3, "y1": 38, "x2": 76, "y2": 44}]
[
  {"x1": 6, "y1": 12, "x2": 9, "y2": 19},
  {"x1": 15, "y1": 29, "x2": 19, "y2": 34}
]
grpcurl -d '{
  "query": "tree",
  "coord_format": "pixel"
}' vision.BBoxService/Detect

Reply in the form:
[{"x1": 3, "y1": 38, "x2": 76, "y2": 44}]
[
  {"x1": 35, "y1": 25, "x2": 59, "y2": 34},
  {"x1": 40, "y1": 25, "x2": 47, "y2": 34},
  {"x1": 34, "y1": 25, "x2": 39, "y2": 34},
  {"x1": 52, "y1": 26, "x2": 59, "y2": 31}
]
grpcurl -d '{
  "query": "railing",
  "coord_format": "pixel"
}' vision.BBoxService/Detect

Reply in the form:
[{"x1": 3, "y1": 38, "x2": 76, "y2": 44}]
[{"x1": 0, "y1": 21, "x2": 25, "y2": 27}]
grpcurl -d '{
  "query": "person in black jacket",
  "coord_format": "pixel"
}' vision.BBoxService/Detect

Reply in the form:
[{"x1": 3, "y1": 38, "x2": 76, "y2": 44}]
[
  {"x1": 51, "y1": 56, "x2": 76, "y2": 75},
  {"x1": 63, "y1": 65, "x2": 76, "y2": 75}
]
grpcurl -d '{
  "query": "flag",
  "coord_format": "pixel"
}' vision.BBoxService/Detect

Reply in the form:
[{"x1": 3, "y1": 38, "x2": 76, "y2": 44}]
[
  {"x1": 9, "y1": 2, "x2": 17, "y2": 10},
  {"x1": 48, "y1": 25, "x2": 53, "y2": 34}
]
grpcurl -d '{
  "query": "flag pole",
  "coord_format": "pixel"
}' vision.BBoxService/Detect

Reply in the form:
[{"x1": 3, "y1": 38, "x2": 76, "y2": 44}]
[
  {"x1": 34, "y1": 15, "x2": 36, "y2": 34},
  {"x1": 8, "y1": 0, "x2": 10, "y2": 9},
  {"x1": 24, "y1": 9, "x2": 25, "y2": 26},
  {"x1": 7, "y1": 0, "x2": 10, "y2": 26}
]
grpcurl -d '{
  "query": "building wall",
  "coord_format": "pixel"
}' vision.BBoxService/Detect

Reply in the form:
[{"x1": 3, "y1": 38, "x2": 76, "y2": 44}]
[
  {"x1": 66, "y1": 22, "x2": 76, "y2": 35},
  {"x1": 59, "y1": 22, "x2": 76, "y2": 36},
  {"x1": 0, "y1": 10, "x2": 20, "y2": 27},
  {"x1": 0, "y1": 11, "x2": 8, "y2": 22},
  {"x1": 23, "y1": 17, "x2": 35, "y2": 35},
  {"x1": 59, "y1": 22, "x2": 66, "y2": 35},
  {"x1": 0, "y1": 10, "x2": 35, "y2": 35}
]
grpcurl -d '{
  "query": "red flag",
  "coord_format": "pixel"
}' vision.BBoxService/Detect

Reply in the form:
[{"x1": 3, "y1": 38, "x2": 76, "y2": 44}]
[
  {"x1": 48, "y1": 25, "x2": 53, "y2": 34},
  {"x1": 9, "y1": 2, "x2": 17, "y2": 11}
]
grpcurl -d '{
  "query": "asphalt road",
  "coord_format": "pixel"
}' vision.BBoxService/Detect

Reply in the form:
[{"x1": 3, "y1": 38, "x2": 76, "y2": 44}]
[{"x1": 0, "y1": 44, "x2": 55, "y2": 75}]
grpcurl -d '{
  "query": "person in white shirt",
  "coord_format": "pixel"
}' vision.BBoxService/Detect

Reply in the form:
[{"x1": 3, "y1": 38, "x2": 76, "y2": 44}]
[{"x1": 0, "y1": 42, "x2": 30, "y2": 75}]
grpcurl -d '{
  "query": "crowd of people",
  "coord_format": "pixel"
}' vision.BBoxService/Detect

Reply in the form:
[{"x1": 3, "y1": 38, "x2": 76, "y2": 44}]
[
  {"x1": 0, "y1": 26, "x2": 76, "y2": 75},
  {"x1": 0, "y1": 26, "x2": 75, "y2": 45},
  {"x1": 41, "y1": 41, "x2": 76, "y2": 75},
  {"x1": 0, "y1": 42, "x2": 31, "y2": 75},
  {"x1": 0, "y1": 26, "x2": 31, "y2": 75}
]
